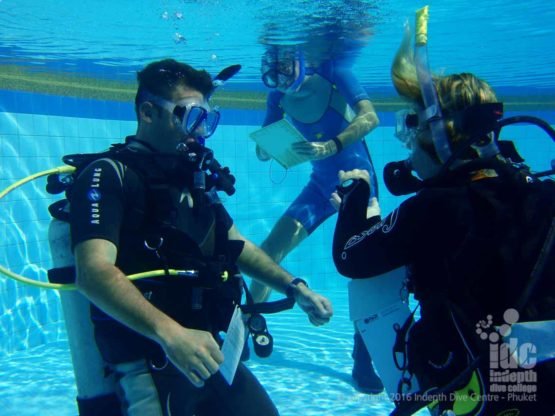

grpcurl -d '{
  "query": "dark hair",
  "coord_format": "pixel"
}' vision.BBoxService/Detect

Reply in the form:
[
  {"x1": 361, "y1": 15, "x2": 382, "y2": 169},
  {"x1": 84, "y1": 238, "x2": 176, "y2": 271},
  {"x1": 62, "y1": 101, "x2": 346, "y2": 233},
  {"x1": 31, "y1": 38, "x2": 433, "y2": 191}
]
[{"x1": 134, "y1": 59, "x2": 214, "y2": 116}]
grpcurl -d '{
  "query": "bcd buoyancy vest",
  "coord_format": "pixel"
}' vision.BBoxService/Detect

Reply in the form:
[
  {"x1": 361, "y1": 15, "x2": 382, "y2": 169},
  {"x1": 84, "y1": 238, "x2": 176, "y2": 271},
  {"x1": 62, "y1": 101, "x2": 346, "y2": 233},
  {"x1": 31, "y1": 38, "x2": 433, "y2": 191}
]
[
  {"x1": 391, "y1": 171, "x2": 555, "y2": 416},
  {"x1": 49, "y1": 145, "x2": 245, "y2": 362}
]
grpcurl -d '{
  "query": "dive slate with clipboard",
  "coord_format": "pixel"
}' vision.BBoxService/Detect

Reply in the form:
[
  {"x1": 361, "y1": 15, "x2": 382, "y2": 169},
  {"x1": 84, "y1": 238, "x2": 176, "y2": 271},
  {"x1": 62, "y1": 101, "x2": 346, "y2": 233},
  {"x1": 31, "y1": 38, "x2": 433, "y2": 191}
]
[{"x1": 249, "y1": 119, "x2": 310, "y2": 169}]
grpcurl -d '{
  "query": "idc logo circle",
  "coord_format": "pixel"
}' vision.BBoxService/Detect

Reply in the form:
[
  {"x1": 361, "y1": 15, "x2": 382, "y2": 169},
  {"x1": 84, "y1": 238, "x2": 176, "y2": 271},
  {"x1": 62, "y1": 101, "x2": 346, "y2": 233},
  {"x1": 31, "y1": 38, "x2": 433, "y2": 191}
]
[{"x1": 87, "y1": 189, "x2": 102, "y2": 202}]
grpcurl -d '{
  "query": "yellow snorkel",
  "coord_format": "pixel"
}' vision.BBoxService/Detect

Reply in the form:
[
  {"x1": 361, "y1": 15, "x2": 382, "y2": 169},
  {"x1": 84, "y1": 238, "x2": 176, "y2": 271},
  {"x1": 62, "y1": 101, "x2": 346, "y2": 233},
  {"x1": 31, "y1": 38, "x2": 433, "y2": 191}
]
[
  {"x1": 0, "y1": 167, "x2": 209, "y2": 290},
  {"x1": 414, "y1": 6, "x2": 453, "y2": 165}
]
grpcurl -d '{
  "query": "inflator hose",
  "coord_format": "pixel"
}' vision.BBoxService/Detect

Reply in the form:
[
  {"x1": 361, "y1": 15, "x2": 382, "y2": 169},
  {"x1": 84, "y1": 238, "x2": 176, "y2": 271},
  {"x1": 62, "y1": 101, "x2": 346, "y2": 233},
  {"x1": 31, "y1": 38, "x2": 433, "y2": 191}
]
[{"x1": 0, "y1": 166, "x2": 205, "y2": 290}]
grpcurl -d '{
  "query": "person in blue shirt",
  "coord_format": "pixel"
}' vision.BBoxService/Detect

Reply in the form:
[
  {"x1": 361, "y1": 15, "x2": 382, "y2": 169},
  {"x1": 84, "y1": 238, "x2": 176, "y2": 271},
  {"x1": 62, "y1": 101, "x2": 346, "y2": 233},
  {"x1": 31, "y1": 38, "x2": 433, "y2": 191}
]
[{"x1": 249, "y1": 46, "x2": 383, "y2": 393}]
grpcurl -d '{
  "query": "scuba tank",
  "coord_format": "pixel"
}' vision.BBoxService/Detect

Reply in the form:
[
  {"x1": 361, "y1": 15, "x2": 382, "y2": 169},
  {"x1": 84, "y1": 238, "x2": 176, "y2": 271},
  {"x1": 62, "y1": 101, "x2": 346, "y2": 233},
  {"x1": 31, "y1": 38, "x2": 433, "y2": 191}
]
[
  {"x1": 48, "y1": 219, "x2": 121, "y2": 416},
  {"x1": 42, "y1": 141, "x2": 238, "y2": 416}
]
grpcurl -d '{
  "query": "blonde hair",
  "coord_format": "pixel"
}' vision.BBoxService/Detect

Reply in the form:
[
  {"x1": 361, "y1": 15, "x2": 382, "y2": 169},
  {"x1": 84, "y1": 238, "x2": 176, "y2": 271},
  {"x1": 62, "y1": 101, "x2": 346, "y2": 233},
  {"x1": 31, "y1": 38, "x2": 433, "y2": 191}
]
[{"x1": 391, "y1": 30, "x2": 498, "y2": 157}]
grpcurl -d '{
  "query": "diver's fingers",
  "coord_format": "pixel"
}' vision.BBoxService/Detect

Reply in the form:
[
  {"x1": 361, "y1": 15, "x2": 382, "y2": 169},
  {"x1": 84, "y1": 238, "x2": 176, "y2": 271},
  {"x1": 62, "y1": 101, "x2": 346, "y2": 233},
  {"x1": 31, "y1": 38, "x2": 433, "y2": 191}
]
[
  {"x1": 341, "y1": 169, "x2": 370, "y2": 184},
  {"x1": 292, "y1": 145, "x2": 317, "y2": 156},
  {"x1": 330, "y1": 192, "x2": 341, "y2": 210},
  {"x1": 291, "y1": 141, "x2": 312, "y2": 149},
  {"x1": 191, "y1": 361, "x2": 212, "y2": 380},
  {"x1": 366, "y1": 197, "x2": 381, "y2": 218},
  {"x1": 186, "y1": 369, "x2": 205, "y2": 388},
  {"x1": 307, "y1": 298, "x2": 333, "y2": 326},
  {"x1": 309, "y1": 312, "x2": 330, "y2": 326},
  {"x1": 199, "y1": 354, "x2": 221, "y2": 376},
  {"x1": 206, "y1": 341, "x2": 225, "y2": 365},
  {"x1": 256, "y1": 145, "x2": 271, "y2": 161},
  {"x1": 315, "y1": 302, "x2": 333, "y2": 323},
  {"x1": 320, "y1": 297, "x2": 334, "y2": 316}
]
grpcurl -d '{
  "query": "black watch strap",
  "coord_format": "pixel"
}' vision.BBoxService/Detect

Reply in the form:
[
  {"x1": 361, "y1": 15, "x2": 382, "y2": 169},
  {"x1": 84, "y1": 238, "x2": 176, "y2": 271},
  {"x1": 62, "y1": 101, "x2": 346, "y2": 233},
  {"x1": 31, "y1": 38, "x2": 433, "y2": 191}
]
[{"x1": 286, "y1": 277, "x2": 308, "y2": 298}]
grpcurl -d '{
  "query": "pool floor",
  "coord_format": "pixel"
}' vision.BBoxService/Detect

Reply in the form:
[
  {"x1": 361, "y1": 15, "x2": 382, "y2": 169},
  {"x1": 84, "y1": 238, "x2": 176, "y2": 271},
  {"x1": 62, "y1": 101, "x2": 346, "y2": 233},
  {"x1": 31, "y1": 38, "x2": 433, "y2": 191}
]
[{"x1": 0, "y1": 290, "x2": 427, "y2": 415}]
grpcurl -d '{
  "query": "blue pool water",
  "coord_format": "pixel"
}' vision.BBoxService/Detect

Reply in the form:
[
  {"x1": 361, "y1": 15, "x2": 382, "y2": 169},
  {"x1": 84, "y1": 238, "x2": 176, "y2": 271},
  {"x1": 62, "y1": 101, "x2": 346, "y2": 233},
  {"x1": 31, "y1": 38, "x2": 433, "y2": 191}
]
[
  {"x1": 1, "y1": 1, "x2": 555, "y2": 415},
  {"x1": 0, "y1": 291, "x2": 429, "y2": 416}
]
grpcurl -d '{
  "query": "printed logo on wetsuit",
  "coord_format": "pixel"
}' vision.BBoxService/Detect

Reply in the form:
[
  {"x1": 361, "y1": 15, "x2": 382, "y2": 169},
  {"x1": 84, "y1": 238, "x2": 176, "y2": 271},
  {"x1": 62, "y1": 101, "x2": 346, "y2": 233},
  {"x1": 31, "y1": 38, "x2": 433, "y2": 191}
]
[
  {"x1": 87, "y1": 188, "x2": 102, "y2": 202},
  {"x1": 89, "y1": 167, "x2": 103, "y2": 189},
  {"x1": 88, "y1": 167, "x2": 103, "y2": 225},
  {"x1": 380, "y1": 207, "x2": 399, "y2": 234},
  {"x1": 344, "y1": 221, "x2": 382, "y2": 250},
  {"x1": 343, "y1": 207, "x2": 400, "y2": 250}
]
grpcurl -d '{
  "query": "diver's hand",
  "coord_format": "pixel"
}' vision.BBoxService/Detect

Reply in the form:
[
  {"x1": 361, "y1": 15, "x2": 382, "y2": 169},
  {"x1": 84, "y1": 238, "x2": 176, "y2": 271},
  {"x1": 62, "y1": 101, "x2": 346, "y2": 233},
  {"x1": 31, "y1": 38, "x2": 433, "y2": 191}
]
[
  {"x1": 292, "y1": 284, "x2": 333, "y2": 326},
  {"x1": 330, "y1": 192, "x2": 342, "y2": 211},
  {"x1": 331, "y1": 170, "x2": 380, "y2": 218},
  {"x1": 338, "y1": 169, "x2": 370, "y2": 185},
  {"x1": 292, "y1": 139, "x2": 338, "y2": 161},
  {"x1": 256, "y1": 145, "x2": 271, "y2": 162},
  {"x1": 161, "y1": 326, "x2": 224, "y2": 388},
  {"x1": 331, "y1": 170, "x2": 370, "y2": 210}
]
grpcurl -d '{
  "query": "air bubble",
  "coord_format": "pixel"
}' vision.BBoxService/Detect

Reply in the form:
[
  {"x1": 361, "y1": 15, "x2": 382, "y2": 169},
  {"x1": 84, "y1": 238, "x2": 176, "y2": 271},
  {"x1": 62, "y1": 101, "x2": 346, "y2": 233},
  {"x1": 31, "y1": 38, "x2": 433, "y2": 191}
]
[{"x1": 174, "y1": 33, "x2": 186, "y2": 44}]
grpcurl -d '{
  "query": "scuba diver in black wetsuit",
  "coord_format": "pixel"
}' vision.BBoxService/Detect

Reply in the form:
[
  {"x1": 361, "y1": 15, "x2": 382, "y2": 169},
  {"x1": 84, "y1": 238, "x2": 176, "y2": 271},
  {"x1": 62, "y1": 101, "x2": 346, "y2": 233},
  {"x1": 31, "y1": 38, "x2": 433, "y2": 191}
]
[
  {"x1": 332, "y1": 7, "x2": 554, "y2": 416},
  {"x1": 62, "y1": 59, "x2": 333, "y2": 416}
]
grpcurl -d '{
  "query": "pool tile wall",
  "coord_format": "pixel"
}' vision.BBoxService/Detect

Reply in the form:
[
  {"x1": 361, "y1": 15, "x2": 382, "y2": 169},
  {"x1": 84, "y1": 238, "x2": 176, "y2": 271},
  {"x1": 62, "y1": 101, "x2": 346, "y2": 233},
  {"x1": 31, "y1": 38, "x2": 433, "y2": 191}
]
[{"x1": 1, "y1": 90, "x2": 553, "y2": 357}]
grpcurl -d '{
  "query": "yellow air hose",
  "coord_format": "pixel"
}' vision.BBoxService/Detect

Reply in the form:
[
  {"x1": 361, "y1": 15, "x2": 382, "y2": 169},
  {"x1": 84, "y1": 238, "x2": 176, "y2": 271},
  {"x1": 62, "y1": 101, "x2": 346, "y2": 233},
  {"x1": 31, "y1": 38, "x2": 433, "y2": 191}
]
[{"x1": 0, "y1": 166, "x2": 195, "y2": 290}]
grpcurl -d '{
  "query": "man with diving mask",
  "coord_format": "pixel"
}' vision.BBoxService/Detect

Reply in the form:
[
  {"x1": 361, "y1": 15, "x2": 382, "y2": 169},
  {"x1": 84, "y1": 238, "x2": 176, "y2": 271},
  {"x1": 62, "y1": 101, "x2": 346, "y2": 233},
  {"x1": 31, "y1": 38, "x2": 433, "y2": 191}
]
[{"x1": 69, "y1": 58, "x2": 333, "y2": 416}]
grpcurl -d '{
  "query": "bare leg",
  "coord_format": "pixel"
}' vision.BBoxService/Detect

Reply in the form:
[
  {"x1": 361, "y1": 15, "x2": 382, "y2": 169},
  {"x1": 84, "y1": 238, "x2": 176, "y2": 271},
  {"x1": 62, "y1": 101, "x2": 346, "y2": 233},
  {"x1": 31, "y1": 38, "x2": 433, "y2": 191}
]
[{"x1": 249, "y1": 215, "x2": 308, "y2": 303}]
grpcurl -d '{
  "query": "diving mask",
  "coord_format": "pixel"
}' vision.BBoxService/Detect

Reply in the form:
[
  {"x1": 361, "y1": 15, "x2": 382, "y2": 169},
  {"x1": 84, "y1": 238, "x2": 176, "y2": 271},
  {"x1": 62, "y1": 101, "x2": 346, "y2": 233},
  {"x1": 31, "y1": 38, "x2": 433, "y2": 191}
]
[
  {"x1": 261, "y1": 49, "x2": 306, "y2": 92},
  {"x1": 395, "y1": 109, "x2": 422, "y2": 146},
  {"x1": 141, "y1": 90, "x2": 220, "y2": 139}
]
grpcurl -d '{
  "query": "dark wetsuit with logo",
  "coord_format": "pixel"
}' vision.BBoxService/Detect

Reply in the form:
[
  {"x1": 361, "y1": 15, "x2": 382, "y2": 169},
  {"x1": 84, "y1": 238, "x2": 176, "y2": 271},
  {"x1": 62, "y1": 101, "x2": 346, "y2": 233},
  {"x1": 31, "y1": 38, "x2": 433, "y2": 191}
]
[
  {"x1": 333, "y1": 177, "x2": 555, "y2": 414},
  {"x1": 70, "y1": 153, "x2": 279, "y2": 416}
]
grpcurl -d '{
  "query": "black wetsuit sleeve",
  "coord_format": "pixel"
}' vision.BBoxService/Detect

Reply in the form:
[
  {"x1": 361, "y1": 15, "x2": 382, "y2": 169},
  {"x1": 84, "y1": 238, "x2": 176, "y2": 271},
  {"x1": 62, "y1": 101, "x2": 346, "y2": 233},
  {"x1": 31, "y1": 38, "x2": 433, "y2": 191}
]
[
  {"x1": 214, "y1": 202, "x2": 234, "y2": 231},
  {"x1": 69, "y1": 158, "x2": 127, "y2": 250},
  {"x1": 333, "y1": 179, "x2": 417, "y2": 278},
  {"x1": 206, "y1": 188, "x2": 234, "y2": 231}
]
